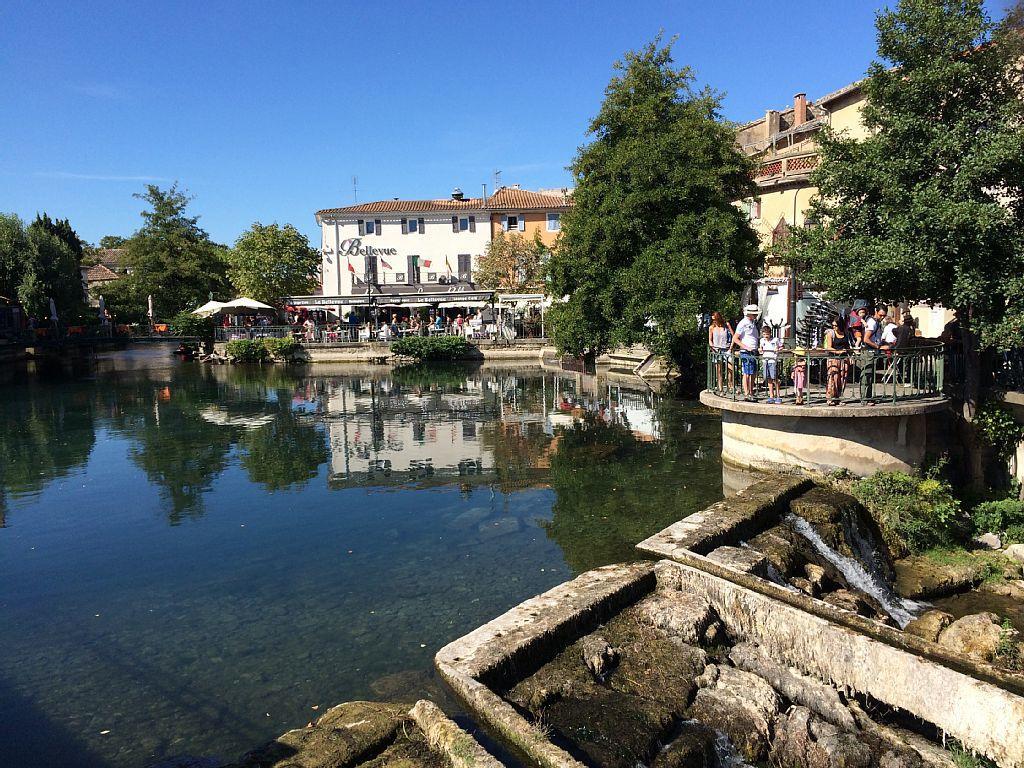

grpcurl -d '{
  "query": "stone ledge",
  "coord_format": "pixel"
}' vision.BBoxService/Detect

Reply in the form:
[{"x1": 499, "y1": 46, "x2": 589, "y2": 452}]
[{"x1": 700, "y1": 390, "x2": 950, "y2": 418}]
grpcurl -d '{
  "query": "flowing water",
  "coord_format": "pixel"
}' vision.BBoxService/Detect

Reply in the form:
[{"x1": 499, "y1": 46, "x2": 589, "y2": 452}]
[
  {"x1": 0, "y1": 349, "x2": 725, "y2": 768},
  {"x1": 787, "y1": 514, "x2": 922, "y2": 627}
]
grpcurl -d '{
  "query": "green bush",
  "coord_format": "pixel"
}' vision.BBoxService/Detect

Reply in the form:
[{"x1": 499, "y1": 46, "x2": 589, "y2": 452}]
[
  {"x1": 975, "y1": 400, "x2": 1024, "y2": 459},
  {"x1": 971, "y1": 498, "x2": 1024, "y2": 537},
  {"x1": 169, "y1": 311, "x2": 215, "y2": 339},
  {"x1": 390, "y1": 335, "x2": 472, "y2": 361},
  {"x1": 1004, "y1": 524, "x2": 1024, "y2": 545},
  {"x1": 850, "y1": 471, "x2": 964, "y2": 555},
  {"x1": 262, "y1": 336, "x2": 301, "y2": 360},
  {"x1": 225, "y1": 339, "x2": 269, "y2": 363}
]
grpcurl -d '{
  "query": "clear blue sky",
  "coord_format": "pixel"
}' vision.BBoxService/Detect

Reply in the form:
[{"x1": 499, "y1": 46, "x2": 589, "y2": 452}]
[{"x1": 0, "y1": 0, "x2": 1010, "y2": 247}]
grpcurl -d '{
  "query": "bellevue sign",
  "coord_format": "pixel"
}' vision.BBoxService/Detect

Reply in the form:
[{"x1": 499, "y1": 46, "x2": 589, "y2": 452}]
[{"x1": 339, "y1": 238, "x2": 397, "y2": 258}]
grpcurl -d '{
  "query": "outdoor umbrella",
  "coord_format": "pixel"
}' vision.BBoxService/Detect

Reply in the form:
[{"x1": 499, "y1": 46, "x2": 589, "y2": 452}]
[
  {"x1": 98, "y1": 294, "x2": 106, "y2": 320},
  {"x1": 49, "y1": 297, "x2": 58, "y2": 324},
  {"x1": 148, "y1": 294, "x2": 154, "y2": 320},
  {"x1": 216, "y1": 297, "x2": 276, "y2": 315},
  {"x1": 192, "y1": 300, "x2": 225, "y2": 317}
]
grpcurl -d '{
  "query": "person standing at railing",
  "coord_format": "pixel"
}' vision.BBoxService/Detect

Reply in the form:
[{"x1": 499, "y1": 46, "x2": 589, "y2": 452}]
[
  {"x1": 759, "y1": 325, "x2": 782, "y2": 403},
  {"x1": 708, "y1": 311, "x2": 732, "y2": 392},
  {"x1": 825, "y1": 315, "x2": 850, "y2": 406},
  {"x1": 729, "y1": 304, "x2": 760, "y2": 402},
  {"x1": 860, "y1": 306, "x2": 887, "y2": 405}
]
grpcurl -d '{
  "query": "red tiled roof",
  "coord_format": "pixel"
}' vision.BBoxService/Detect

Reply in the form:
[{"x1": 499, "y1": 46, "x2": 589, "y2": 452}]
[
  {"x1": 83, "y1": 263, "x2": 120, "y2": 282},
  {"x1": 485, "y1": 187, "x2": 572, "y2": 211},
  {"x1": 94, "y1": 248, "x2": 125, "y2": 270},
  {"x1": 318, "y1": 199, "x2": 484, "y2": 216}
]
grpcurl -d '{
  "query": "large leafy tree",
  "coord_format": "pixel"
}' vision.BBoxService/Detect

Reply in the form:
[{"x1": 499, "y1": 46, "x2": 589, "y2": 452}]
[
  {"x1": 0, "y1": 213, "x2": 30, "y2": 301},
  {"x1": 476, "y1": 231, "x2": 548, "y2": 291},
  {"x1": 790, "y1": 1, "x2": 1024, "y2": 404},
  {"x1": 17, "y1": 214, "x2": 86, "y2": 320},
  {"x1": 105, "y1": 184, "x2": 230, "y2": 320},
  {"x1": 227, "y1": 222, "x2": 320, "y2": 305},
  {"x1": 547, "y1": 37, "x2": 759, "y2": 370}
]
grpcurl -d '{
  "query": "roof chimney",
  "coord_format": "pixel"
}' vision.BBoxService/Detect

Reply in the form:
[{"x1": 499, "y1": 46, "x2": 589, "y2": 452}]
[
  {"x1": 765, "y1": 109, "x2": 780, "y2": 140},
  {"x1": 793, "y1": 93, "x2": 808, "y2": 127},
  {"x1": 451, "y1": 187, "x2": 464, "y2": 201}
]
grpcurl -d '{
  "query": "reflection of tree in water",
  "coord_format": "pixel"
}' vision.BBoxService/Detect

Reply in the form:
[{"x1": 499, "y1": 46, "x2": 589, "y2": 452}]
[
  {"x1": 239, "y1": 391, "x2": 329, "y2": 491},
  {"x1": 0, "y1": 381, "x2": 96, "y2": 516},
  {"x1": 544, "y1": 406, "x2": 722, "y2": 575}
]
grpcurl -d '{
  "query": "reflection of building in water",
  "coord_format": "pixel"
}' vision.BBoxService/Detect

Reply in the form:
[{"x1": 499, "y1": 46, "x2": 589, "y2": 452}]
[
  {"x1": 545, "y1": 371, "x2": 662, "y2": 442},
  {"x1": 323, "y1": 377, "x2": 500, "y2": 486}
]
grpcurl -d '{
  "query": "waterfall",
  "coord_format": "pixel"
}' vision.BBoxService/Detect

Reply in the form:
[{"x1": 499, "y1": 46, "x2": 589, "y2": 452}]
[{"x1": 787, "y1": 514, "x2": 923, "y2": 628}]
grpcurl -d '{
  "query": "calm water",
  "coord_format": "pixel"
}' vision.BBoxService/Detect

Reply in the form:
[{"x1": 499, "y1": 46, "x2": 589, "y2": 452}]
[{"x1": 0, "y1": 349, "x2": 725, "y2": 768}]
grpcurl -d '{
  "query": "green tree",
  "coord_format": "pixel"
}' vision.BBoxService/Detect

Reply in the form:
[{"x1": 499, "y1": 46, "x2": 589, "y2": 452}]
[
  {"x1": 476, "y1": 230, "x2": 547, "y2": 291},
  {"x1": 787, "y1": 0, "x2": 1024, "y2": 485},
  {"x1": 19, "y1": 214, "x2": 86, "y2": 320},
  {"x1": 227, "y1": 222, "x2": 320, "y2": 305},
  {"x1": 105, "y1": 184, "x2": 230, "y2": 321},
  {"x1": 0, "y1": 213, "x2": 30, "y2": 301},
  {"x1": 546, "y1": 37, "x2": 759, "y2": 374},
  {"x1": 98, "y1": 235, "x2": 127, "y2": 249}
]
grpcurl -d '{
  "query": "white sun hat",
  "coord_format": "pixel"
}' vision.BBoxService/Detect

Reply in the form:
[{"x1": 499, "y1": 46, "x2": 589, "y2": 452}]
[{"x1": 744, "y1": 303, "x2": 760, "y2": 314}]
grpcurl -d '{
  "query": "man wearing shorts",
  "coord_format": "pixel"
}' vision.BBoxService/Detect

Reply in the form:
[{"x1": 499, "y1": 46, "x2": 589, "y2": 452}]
[{"x1": 730, "y1": 304, "x2": 760, "y2": 401}]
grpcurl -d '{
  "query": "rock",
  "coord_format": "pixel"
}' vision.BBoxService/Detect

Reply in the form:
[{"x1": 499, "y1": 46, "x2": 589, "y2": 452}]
[
  {"x1": 821, "y1": 589, "x2": 871, "y2": 616},
  {"x1": 790, "y1": 576, "x2": 817, "y2": 597},
  {"x1": 937, "y1": 612, "x2": 1011, "y2": 661},
  {"x1": 903, "y1": 610, "x2": 954, "y2": 643},
  {"x1": 232, "y1": 701, "x2": 406, "y2": 768},
  {"x1": 1006, "y1": 544, "x2": 1024, "y2": 565},
  {"x1": 894, "y1": 556, "x2": 986, "y2": 599},
  {"x1": 729, "y1": 642, "x2": 856, "y2": 732},
  {"x1": 476, "y1": 516, "x2": 520, "y2": 540},
  {"x1": 974, "y1": 533, "x2": 1002, "y2": 550},
  {"x1": 805, "y1": 563, "x2": 828, "y2": 591},
  {"x1": 980, "y1": 579, "x2": 1024, "y2": 600},
  {"x1": 688, "y1": 664, "x2": 781, "y2": 762},
  {"x1": 770, "y1": 706, "x2": 874, "y2": 768},
  {"x1": 580, "y1": 635, "x2": 619, "y2": 679},
  {"x1": 702, "y1": 620, "x2": 725, "y2": 647},
  {"x1": 448, "y1": 506, "x2": 491, "y2": 530},
  {"x1": 748, "y1": 526, "x2": 806, "y2": 576},
  {"x1": 635, "y1": 591, "x2": 716, "y2": 645},
  {"x1": 705, "y1": 545, "x2": 770, "y2": 578},
  {"x1": 648, "y1": 723, "x2": 718, "y2": 768}
]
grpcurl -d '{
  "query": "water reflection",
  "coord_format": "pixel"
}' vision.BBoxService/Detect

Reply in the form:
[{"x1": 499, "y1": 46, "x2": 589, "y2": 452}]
[{"x1": 0, "y1": 351, "x2": 723, "y2": 768}]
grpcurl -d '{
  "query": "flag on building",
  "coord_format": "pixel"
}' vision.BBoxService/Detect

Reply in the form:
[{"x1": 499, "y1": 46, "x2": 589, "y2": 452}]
[
  {"x1": 380, "y1": 258, "x2": 393, "y2": 270},
  {"x1": 422, "y1": 259, "x2": 432, "y2": 268},
  {"x1": 445, "y1": 256, "x2": 452, "y2": 274},
  {"x1": 347, "y1": 259, "x2": 356, "y2": 273}
]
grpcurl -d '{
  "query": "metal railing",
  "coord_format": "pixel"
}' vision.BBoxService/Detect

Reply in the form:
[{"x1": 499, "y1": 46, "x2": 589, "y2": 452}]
[
  {"x1": 214, "y1": 323, "x2": 548, "y2": 345},
  {"x1": 706, "y1": 341, "x2": 945, "y2": 405}
]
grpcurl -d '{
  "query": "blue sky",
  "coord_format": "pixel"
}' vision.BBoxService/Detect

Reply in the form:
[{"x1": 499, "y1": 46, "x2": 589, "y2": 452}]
[{"x1": 0, "y1": 0, "x2": 1010, "y2": 247}]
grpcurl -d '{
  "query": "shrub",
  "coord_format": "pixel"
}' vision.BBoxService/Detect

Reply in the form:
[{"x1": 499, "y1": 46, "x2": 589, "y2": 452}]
[
  {"x1": 225, "y1": 339, "x2": 269, "y2": 363},
  {"x1": 262, "y1": 336, "x2": 301, "y2": 361},
  {"x1": 390, "y1": 335, "x2": 472, "y2": 361},
  {"x1": 975, "y1": 400, "x2": 1024, "y2": 459},
  {"x1": 971, "y1": 498, "x2": 1024, "y2": 537},
  {"x1": 851, "y1": 471, "x2": 963, "y2": 555},
  {"x1": 1005, "y1": 524, "x2": 1024, "y2": 545},
  {"x1": 169, "y1": 311, "x2": 215, "y2": 340}
]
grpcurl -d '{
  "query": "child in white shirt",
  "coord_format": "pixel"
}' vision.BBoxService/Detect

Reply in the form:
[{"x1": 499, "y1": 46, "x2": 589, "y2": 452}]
[{"x1": 759, "y1": 326, "x2": 782, "y2": 403}]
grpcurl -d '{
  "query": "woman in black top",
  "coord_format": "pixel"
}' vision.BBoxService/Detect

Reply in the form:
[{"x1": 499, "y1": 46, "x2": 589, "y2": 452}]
[{"x1": 824, "y1": 316, "x2": 850, "y2": 405}]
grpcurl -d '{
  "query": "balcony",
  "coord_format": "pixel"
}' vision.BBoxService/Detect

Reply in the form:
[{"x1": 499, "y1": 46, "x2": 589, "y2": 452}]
[{"x1": 753, "y1": 152, "x2": 819, "y2": 186}]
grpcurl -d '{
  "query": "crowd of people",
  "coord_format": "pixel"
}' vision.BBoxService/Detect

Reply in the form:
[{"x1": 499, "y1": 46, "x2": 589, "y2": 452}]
[{"x1": 709, "y1": 303, "x2": 924, "y2": 406}]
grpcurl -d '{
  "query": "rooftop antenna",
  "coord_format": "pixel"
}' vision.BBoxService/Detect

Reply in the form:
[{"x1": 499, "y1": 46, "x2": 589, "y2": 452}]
[
  {"x1": 352, "y1": 176, "x2": 358, "y2": 203},
  {"x1": 493, "y1": 169, "x2": 501, "y2": 190}
]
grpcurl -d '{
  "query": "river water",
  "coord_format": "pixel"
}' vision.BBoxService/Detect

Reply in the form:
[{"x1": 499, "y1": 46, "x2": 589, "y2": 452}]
[{"x1": 0, "y1": 349, "x2": 725, "y2": 767}]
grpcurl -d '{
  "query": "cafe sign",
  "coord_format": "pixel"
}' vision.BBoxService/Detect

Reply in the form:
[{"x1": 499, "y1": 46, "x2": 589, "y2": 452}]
[{"x1": 339, "y1": 238, "x2": 397, "y2": 258}]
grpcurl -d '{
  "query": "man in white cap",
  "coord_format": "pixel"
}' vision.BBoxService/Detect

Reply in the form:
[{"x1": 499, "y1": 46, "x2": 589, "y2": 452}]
[{"x1": 729, "y1": 304, "x2": 761, "y2": 400}]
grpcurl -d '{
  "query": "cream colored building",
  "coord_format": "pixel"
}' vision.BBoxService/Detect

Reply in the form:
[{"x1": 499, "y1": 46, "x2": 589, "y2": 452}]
[{"x1": 735, "y1": 83, "x2": 869, "y2": 275}]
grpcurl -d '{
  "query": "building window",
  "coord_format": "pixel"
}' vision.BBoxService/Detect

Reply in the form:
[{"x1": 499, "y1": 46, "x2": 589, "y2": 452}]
[
  {"x1": 506, "y1": 215, "x2": 518, "y2": 231},
  {"x1": 503, "y1": 214, "x2": 524, "y2": 232},
  {"x1": 459, "y1": 217, "x2": 469, "y2": 231},
  {"x1": 457, "y1": 254, "x2": 472, "y2": 283},
  {"x1": 360, "y1": 219, "x2": 376, "y2": 235},
  {"x1": 402, "y1": 217, "x2": 418, "y2": 234},
  {"x1": 547, "y1": 213, "x2": 561, "y2": 231}
]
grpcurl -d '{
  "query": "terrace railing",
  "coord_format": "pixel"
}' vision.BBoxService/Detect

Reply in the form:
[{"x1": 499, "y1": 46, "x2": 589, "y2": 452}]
[{"x1": 706, "y1": 341, "x2": 946, "y2": 405}]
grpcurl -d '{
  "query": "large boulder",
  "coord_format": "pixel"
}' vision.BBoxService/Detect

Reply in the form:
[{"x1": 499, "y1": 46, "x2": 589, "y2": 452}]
[
  {"x1": 769, "y1": 706, "x2": 874, "y2": 768},
  {"x1": 937, "y1": 612, "x2": 1014, "y2": 661},
  {"x1": 634, "y1": 591, "x2": 716, "y2": 645},
  {"x1": 894, "y1": 556, "x2": 987, "y2": 599},
  {"x1": 903, "y1": 610, "x2": 954, "y2": 643},
  {"x1": 1005, "y1": 544, "x2": 1024, "y2": 565},
  {"x1": 687, "y1": 664, "x2": 781, "y2": 762}
]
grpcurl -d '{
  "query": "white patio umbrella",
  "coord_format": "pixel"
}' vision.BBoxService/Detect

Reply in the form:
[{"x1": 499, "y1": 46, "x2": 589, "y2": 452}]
[
  {"x1": 147, "y1": 294, "x2": 154, "y2": 320},
  {"x1": 217, "y1": 297, "x2": 275, "y2": 314},
  {"x1": 192, "y1": 300, "x2": 225, "y2": 317},
  {"x1": 98, "y1": 294, "x2": 106, "y2": 320},
  {"x1": 48, "y1": 297, "x2": 58, "y2": 323}
]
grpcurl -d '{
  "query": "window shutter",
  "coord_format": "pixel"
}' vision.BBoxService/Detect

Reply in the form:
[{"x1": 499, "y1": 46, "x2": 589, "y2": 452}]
[
  {"x1": 452, "y1": 215, "x2": 458, "y2": 233},
  {"x1": 401, "y1": 218, "x2": 408, "y2": 234},
  {"x1": 358, "y1": 219, "x2": 365, "y2": 236},
  {"x1": 501, "y1": 215, "x2": 508, "y2": 231},
  {"x1": 469, "y1": 215, "x2": 476, "y2": 233},
  {"x1": 418, "y1": 217, "x2": 425, "y2": 234},
  {"x1": 374, "y1": 219, "x2": 382, "y2": 235},
  {"x1": 518, "y1": 215, "x2": 525, "y2": 232}
]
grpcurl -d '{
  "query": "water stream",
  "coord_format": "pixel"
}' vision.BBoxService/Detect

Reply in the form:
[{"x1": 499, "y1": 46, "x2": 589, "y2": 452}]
[{"x1": 787, "y1": 514, "x2": 923, "y2": 628}]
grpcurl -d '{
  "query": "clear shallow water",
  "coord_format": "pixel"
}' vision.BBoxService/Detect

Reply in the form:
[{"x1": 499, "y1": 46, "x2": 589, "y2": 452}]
[{"x1": 0, "y1": 349, "x2": 724, "y2": 768}]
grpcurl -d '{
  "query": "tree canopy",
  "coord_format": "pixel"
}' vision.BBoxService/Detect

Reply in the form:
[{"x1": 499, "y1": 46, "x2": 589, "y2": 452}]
[
  {"x1": 227, "y1": 222, "x2": 320, "y2": 305},
  {"x1": 790, "y1": 0, "x2": 1024, "y2": 352},
  {"x1": 475, "y1": 231, "x2": 548, "y2": 292},
  {"x1": 546, "y1": 37, "x2": 759, "y2": 366},
  {"x1": 0, "y1": 212, "x2": 86, "y2": 320},
  {"x1": 104, "y1": 184, "x2": 230, "y2": 320}
]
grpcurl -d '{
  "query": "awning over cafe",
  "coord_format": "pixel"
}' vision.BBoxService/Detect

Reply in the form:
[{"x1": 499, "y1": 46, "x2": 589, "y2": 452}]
[{"x1": 286, "y1": 289, "x2": 495, "y2": 308}]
